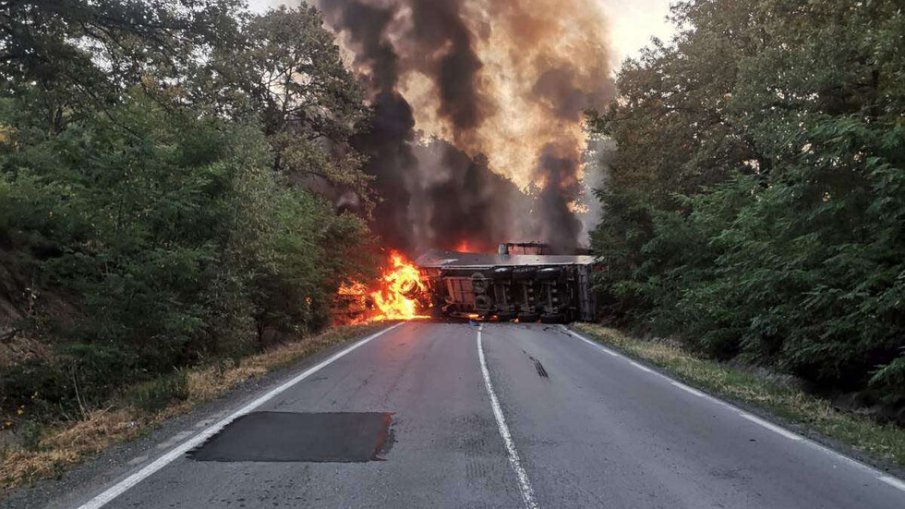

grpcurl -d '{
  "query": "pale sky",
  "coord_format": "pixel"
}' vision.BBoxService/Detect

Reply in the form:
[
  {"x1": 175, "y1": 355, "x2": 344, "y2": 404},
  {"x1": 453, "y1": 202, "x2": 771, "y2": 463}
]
[
  {"x1": 600, "y1": 0, "x2": 675, "y2": 65},
  {"x1": 246, "y1": 0, "x2": 676, "y2": 71}
]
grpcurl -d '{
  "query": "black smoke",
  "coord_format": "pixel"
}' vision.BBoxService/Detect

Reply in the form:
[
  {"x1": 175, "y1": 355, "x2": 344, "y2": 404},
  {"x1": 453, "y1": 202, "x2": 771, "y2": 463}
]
[{"x1": 317, "y1": 0, "x2": 600, "y2": 255}]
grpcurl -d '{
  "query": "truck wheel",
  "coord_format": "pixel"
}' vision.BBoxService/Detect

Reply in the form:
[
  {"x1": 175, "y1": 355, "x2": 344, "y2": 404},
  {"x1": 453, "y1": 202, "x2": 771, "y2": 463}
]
[
  {"x1": 512, "y1": 267, "x2": 537, "y2": 280},
  {"x1": 518, "y1": 313, "x2": 539, "y2": 323},
  {"x1": 472, "y1": 273, "x2": 489, "y2": 293},
  {"x1": 475, "y1": 294, "x2": 493, "y2": 311},
  {"x1": 491, "y1": 267, "x2": 512, "y2": 280}
]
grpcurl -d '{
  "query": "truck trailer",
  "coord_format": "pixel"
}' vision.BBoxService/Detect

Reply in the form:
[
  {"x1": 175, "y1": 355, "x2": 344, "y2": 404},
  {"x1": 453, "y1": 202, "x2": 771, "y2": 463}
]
[{"x1": 415, "y1": 243, "x2": 597, "y2": 323}]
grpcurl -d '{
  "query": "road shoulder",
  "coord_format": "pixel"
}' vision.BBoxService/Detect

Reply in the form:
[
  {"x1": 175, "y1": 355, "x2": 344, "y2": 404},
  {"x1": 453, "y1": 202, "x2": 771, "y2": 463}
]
[
  {"x1": 569, "y1": 323, "x2": 905, "y2": 479},
  {"x1": 0, "y1": 323, "x2": 393, "y2": 509}
]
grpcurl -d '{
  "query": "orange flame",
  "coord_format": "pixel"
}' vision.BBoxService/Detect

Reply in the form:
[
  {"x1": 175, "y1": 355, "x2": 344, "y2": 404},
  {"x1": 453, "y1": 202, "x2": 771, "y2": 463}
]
[
  {"x1": 337, "y1": 251, "x2": 429, "y2": 323},
  {"x1": 455, "y1": 240, "x2": 473, "y2": 253}
]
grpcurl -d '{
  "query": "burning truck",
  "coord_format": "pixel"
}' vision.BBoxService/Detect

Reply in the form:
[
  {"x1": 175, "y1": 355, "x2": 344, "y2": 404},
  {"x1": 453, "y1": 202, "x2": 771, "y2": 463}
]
[
  {"x1": 415, "y1": 243, "x2": 597, "y2": 323},
  {"x1": 335, "y1": 243, "x2": 597, "y2": 324}
]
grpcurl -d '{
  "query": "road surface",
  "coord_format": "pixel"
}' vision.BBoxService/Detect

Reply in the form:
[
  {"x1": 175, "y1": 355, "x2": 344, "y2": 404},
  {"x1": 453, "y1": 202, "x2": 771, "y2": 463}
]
[{"x1": 52, "y1": 323, "x2": 905, "y2": 508}]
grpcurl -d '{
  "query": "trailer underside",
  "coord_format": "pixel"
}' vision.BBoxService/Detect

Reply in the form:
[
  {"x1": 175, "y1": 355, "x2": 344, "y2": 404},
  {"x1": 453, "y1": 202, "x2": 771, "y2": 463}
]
[{"x1": 416, "y1": 249, "x2": 597, "y2": 323}]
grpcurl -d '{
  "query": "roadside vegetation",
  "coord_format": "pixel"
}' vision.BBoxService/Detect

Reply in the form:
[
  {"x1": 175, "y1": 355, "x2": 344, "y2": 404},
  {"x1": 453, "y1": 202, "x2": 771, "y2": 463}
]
[
  {"x1": 573, "y1": 323, "x2": 905, "y2": 469},
  {"x1": 2, "y1": 0, "x2": 903, "y2": 499},
  {"x1": 0, "y1": 323, "x2": 385, "y2": 495},
  {"x1": 0, "y1": 0, "x2": 381, "y2": 486},
  {"x1": 589, "y1": 1, "x2": 905, "y2": 420}
]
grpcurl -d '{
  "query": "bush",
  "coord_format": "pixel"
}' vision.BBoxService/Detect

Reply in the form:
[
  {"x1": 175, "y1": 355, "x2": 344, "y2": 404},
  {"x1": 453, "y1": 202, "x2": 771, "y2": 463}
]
[
  {"x1": 124, "y1": 371, "x2": 189, "y2": 414},
  {"x1": 0, "y1": 359, "x2": 73, "y2": 421},
  {"x1": 20, "y1": 420, "x2": 43, "y2": 452}
]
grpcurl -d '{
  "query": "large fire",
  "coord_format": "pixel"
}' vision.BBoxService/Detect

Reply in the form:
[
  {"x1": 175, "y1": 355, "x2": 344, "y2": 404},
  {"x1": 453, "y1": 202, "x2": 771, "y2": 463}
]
[{"x1": 337, "y1": 251, "x2": 429, "y2": 322}]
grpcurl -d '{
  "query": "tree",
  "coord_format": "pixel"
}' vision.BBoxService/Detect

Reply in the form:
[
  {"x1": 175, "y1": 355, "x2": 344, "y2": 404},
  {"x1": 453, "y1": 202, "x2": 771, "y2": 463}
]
[
  {"x1": 590, "y1": 0, "x2": 905, "y2": 404},
  {"x1": 0, "y1": 0, "x2": 241, "y2": 132},
  {"x1": 0, "y1": 1, "x2": 380, "y2": 423},
  {"x1": 193, "y1": 6, "x2": 373, "y2": 207}
]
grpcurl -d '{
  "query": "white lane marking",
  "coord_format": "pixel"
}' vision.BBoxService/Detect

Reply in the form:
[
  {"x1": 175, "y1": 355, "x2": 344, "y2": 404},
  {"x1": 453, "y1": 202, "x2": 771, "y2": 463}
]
[
  {"x1": 476, "y1": 325, "x2": 539, "y2": 509},
  {"x1": 560, "y1": 325, "x2": 621, "y2": 357},
  {"x1": 562, "y1": 326, "x2": 905, "y2": 492},
  {"x1": 629, "y1": 361, "x2": 653, "y2": 373},
  {"x1": 739, "y1": 412, "x2": 802, "y2": 441},
  {"x1": 671, "y1": 381, "x2": 706, "y2": 398},
  {"x1": 77, "y1": 323, "x2": 404, "y2": 509},
  {"x1": 880, "y1": 475, "x2": 905, "y2": 493}
]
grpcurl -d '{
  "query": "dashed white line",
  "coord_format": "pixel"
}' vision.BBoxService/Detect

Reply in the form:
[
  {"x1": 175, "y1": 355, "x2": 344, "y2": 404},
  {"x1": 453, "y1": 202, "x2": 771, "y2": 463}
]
[
  {"x1": 477, "y1": 325, "x2": 539, "y2": 509},
  {"x1": 879, "y1": 475, "x2": 905, "y2": 493},
  {"x1": 77, "y1": 322, "x2": 404, "y2": 509}
]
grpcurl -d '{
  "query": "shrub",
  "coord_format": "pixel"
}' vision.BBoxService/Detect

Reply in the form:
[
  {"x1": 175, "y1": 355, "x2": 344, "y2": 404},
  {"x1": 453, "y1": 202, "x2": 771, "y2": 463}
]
[{"x1": 124, "y1": 370, "x2": 189, "y2": 414}]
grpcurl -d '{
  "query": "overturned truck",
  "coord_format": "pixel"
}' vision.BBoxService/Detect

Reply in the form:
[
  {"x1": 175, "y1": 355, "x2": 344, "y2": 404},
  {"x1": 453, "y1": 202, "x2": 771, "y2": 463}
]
[{"x1": 416, "y1": 243, "x2": 597, "y2": 323}]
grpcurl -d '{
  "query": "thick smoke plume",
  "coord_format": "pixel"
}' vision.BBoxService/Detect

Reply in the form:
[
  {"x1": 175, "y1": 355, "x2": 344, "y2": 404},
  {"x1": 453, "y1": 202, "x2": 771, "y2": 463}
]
[{"x1": 316, "y1": 0, "x2": 613, "y2": 254}]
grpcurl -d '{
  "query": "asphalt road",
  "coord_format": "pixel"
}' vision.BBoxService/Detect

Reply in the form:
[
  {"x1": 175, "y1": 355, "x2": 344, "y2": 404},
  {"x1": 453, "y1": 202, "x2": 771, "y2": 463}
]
[{"x1": 52, "y1": 323, "x2": 905, "y2": 508}]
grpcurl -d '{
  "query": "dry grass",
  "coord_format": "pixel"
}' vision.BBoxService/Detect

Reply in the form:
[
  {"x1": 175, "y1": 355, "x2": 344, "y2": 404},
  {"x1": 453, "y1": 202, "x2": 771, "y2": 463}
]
[
  {"x1": 0, "y1": 409, "x2": 140, "y2": 490},
  {"x1": 174, "y1": 323, "x2": 385, "y2": 412},
  {"x1": 0, "y1": 323, "x2": 387, "y2": 496},
  {"x1": 573, "y1": 323, "x2": 905, "y2": 468}
]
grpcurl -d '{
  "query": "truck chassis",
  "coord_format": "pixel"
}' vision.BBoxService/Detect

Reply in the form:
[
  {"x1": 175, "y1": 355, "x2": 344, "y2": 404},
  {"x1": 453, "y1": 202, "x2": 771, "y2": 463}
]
[{"x1": 416, "y1": 248, "x2": 597, "y2": 323}]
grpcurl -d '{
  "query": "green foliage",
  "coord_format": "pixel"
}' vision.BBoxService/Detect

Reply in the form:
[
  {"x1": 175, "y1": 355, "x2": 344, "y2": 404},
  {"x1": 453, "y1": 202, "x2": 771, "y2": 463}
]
[
  {"x1": 124, "y1": 370, "x2": 190, "y2": 414},
  {"x1": 591, "y1": 0, "x2": 905, "y2": 406},
  {"x1": 0, "y1": 1, "x2": 378, "y2": 424},
  {"x1": 191, "y1": 5, "x2": 373, "y2": 209},
  {"x1": 20, "y1": 421, "x2": 43, "y2": 452}
]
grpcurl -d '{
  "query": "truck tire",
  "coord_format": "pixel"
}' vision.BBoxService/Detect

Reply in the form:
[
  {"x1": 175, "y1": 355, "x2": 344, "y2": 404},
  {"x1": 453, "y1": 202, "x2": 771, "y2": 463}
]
[
  {"x1": 491, "y1": 267, "x2": 512, "y2": 280},
  {"x1": 512, "y1": 267, "x2": 537, "y2": 280},
  {"x1": 475, "y1": 294, "x2": 493, "y2": 311},
  {"x1": 472, "y1": 273, "x2": 489, "y2": 293}
]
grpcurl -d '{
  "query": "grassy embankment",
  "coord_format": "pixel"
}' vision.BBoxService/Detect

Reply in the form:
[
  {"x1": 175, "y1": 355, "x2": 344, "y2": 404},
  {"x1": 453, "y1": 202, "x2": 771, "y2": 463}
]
[
  {"x1": 0, "y1": 323, "x2": 387, "y2": 496},
  {"x1": 572, "y1": 323, "x2": 905, "y2": 469}
]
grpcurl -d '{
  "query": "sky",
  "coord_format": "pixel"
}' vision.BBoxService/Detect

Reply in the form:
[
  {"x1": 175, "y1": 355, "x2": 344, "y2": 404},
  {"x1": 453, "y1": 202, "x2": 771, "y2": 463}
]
[
  {"x1": 246, "y1": 0, "x2": 677, "y2": 70},
  {"x1": 600, "y1": 0, "x2": 676, "y2": 64}
]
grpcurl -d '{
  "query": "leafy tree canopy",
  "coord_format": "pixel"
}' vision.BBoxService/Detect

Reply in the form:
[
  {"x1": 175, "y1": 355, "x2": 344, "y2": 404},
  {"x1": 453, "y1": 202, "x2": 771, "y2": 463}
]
[
  {"x1": 590, "y1": 0, "x2": 905, "y2": 405},
  {"x1": 0, "y1": 0, "x2": 378, "y2": 422}
]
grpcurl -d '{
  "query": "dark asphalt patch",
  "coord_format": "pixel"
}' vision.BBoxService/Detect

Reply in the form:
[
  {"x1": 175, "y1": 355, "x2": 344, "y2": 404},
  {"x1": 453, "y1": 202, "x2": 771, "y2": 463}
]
[{"x1": 188, "y1": 411, "x2": 393, "y2": 462}]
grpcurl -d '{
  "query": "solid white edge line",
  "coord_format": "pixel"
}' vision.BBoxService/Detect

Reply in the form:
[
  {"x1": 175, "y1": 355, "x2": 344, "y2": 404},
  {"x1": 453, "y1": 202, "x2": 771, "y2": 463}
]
[
  {"x1": 629, "y1": 361, "x2": 653, "y2": 373},
  {"x1": 476, "y1": 325, "x2": 539, "y2": 509},
  {"x1": 76, "y1": 322, "x2": 405, "y2": 509},
  {"x1": 562, "y1": 326, "x2": 905, "y2": 492},
  {"x1": 739, "y1": 412, "x2": 802, "y2": 441},
  {"x1": 879, "y1": 475, "x2": 905, "y2": 493},
  {"x1": 671, "y1": 381, "x2": 706, "y2": 398},
  {"x1": 559, "y1": 325, "x2": 621, "y2": 357}
]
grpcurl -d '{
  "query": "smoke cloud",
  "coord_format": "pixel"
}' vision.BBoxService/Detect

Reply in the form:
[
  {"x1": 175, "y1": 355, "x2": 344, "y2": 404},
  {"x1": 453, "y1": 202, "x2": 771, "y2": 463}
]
[{"x1": 316, "y1": 0, "x2": 614, "y2": 254}]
